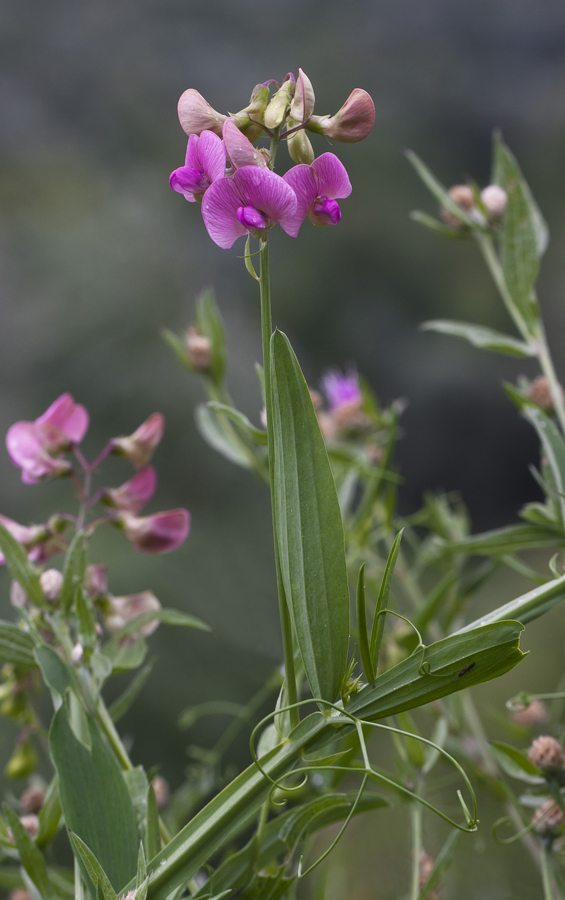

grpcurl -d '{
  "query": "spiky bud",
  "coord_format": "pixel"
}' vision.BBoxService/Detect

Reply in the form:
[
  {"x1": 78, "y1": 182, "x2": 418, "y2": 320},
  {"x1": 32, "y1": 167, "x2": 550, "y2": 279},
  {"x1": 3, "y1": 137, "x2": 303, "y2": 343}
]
[
  {"x1": 533, "y1": 799, "x2": 565, "y2": 837},
  {"x1": 528, "y1": 735, "x2": 565, "y2": 774}
]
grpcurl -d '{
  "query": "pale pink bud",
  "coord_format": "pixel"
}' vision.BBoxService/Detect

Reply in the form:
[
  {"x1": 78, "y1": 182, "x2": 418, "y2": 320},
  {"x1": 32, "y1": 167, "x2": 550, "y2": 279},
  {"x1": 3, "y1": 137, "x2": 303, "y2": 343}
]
[
  {"x1": 20, "y1": 815, "x2": 39, "y2": 839},
  {"x1": 481, "y1": 184, "x2": 507, "y2": 219},
  {"x1": 151, "y1": 775, "x2": 170, "y2": 808},
  {"x1": 71, "y1": 642, "x2": 83, "y2": 664},
  {"x1": 105, "y1": 591, "x2": 161, "y2": 637},
  {"x1": 0, "y1": 515, "x2": 49, "y2": 566},
  {"x1": 186, "y1": 327, "x2": 212, "y2": 370},
  {"x1": 110, "y1": 413, "x2": 165, "y2": 469},
  {"x1": 511, "y1": 699, "x2": 548, "y2": 726},
  {"x1": 84, "y1": 564, "x2": 108, "y2": 598},
  {"x1": 178, "y1": 89, "x2": 227, "y2": 138},
  {"x1": 222, "y1": 119, "x2": 268, "y2": 170},
  {"x1": 9, "y1": 891, "x2": 31, "y2": 900},
  {"x1": 39, "y1": 569, "x2": 63, "y2": 603},
  {"x1": 101, "y1": 466, "x2": 157, "y2": 515},
  {"x1": 289, "y1": 69, "x2": 315, "y2": 123},
  {"x1": 19, "y1": 786, "x2": 45, "y2": 814},
  {"x1": 119, "y1": 509, "x2": 190, "y2": 554},
  {"x1": 308, "y1": 89, "x2": 375, "y2": 143},
  {"x1": 10, "y1": 580, "x2": 28, "y2": 608}
]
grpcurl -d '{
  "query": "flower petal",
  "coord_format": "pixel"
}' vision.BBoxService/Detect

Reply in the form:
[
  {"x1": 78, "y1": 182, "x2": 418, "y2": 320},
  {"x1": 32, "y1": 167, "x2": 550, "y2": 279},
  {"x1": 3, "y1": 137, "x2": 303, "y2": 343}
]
[
  {"x1": 233, "y1": 167, "x2": 297, "y2": 230},
  {"x1": 184, "y1": 133, "x2": 200, "y2": 169},
  {"x1": 201, "y1": 177, "x2": 248, "y2": 248},
  {"x1": 6, "y1": 422, "x2": 42, "y2": 469},
  {"x1": 222, "y1": 120, "x2": 266, "y2": 171},
  {"x1": 311, "y1": 153, "x2": 352, "y2": 200},
  {"x1": 35, "y1": 393, "x2": 89, "y2": 445},
  {"x1": 282, "y1": 164, "x2": 317, "y2": 236},
  {"x1": 198, "y1": 130, "x2": 227, "y2": 183}
]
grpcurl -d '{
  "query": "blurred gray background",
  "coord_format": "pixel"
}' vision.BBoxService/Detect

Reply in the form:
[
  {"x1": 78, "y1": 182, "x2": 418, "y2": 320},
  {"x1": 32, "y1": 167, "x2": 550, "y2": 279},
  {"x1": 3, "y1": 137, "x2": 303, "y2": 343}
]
[{"x1": 2, "y1": 1, "x2": 565, "y2": 896}]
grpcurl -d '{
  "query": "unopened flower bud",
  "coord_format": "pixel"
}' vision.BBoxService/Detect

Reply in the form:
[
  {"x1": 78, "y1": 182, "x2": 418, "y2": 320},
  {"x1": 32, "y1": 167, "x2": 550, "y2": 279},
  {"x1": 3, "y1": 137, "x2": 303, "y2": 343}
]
[
  {"x1": 441, "y1": 184, "x2": 475, "y2": 228},
  {"x1": 289, "y1": 69, "x2": 315, "y2": 123},
  {"x1": 19, "y1": 814, "x2": 39, "y2": 839},
  {"x1": 533, "y1": 799, "x2": 565, "y2": 837},
  {"x1": 419, "y1": 851, "x2": 439, "y2": 898},
  {"x1": 186, "y1": 327, "x2": 212, "y2": 370},
  {"x1": 152, "y1": 775, "x2": 170, "y2": 808},
  {"x1": 104, "y1": 591, "x2": 162, "y2": 637},
  {"x1": 110, "y1": 413, "x2": 165, "y2": 469},
  {"x1": 264, "y1": 76, "x2": 296, "y2": 130},
  {"x1": 511, "y1": 699, "x2": 549, "y2": 727},
  {"x1": 528, "y1": 376, "x2": 564, "y2": 414},
  {"x1": 10, "y1": 581, "x2": 28, "y2": 609},
  {"x1": 481, "y1": 184, "x2": 507, "y2": 219},
  {"x1": 233, "y1": 84, "x2": 271, "y2": 141},
  {"x1": 39, "y1": 569, "x2": 63, "y2": 603},
  {"x1": 118, "y1": 510, "x2": 190, "y2": 554},
  {"x1": 101, "y1": 467, "x2": 157, "y2": 516},
  {"x1": 177, "y1": 89, "x2": 227, "y2": 138},
  {"x1": 71, "y1": 642, "x2": 83, "y2": 665},
  {"x1": 9, "y1": 890, "x2": 32, "y2": 900},
  {"x1": 5, "y1": 740, "x2": 38, "y2": 780},
  {"x1": 528, "y1": 735, "x2": 565, "y2": 774},
  {"x1": 20, "y1": 786, "x2": 45, "y2": 814},
  {"x1": 307, "y1": 89, "x2": 375, "y2": 143},
  {"x1": 84, "y1": 564, "x2": 108, "y2": 598},
  {"x1": 287, "y1": 128, "x2": 315, "y2": 165}
]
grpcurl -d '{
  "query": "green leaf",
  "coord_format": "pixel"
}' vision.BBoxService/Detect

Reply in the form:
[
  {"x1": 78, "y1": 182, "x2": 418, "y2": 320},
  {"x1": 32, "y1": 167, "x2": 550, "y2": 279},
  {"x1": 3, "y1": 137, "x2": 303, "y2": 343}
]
[
  {"x1": 77, "y1": 589, "x2": 98, "y2": 656},
  {"x1": 69, "y1": 833, "x2": 116, "y2": 900},
  {"x1": 60, "y1": 532, "x2": 87, "y2": 616},
  {"x1": 270, "y1": 329, "x2": 350, "y2": 703},
  {"x1": 109, "y1": 661, "x2": 155, "y2": 723},
  {"x1": 405, "y1": 150, "x2": 484, "y2": 231},
  {"x1": 194, "y1": 287, "x2": 227, "y2": 387},
  {"x1": 436, "y1": 523, "x2": 564, "y2": 557},
  {"x1": 0, "y1": 622, "x2": 39, "y2": 667},
  {"x1": 490, "y1": 741, "x2": 544, "y2": 784},
  {"x1": 458, "y1": 572, "x2": 565, "y2": 631},
  {"x1": 356, "y1": 565, "x2": 374, "y2": 682},
  {"x1": 102, "y1": 635, "x2": 148, "y2": 673},
  {"x1": 36, "y1": 778, "x2": 62, "y2": 847},
  {"x1": 370, "y1": 529, "x2": 404, "y2": 673},
  {"x1": 409, "y1": 210, "x2": 469, "y2": 240},
  {"x1": 49, "y1": 704, "x2": 139, "y2": 892},
  {"x1": 3, "y1": 803, "x2": 55, "y2": 900},
  {"x1": 35, "y1": 644, "x2": 81, "y2": 709},
  {"x1": 161, "y1": 329, "x2": 190, "y2": 370},
  {"x1": 110, "y1": 608, "x2": 210, "y2": 640},
  {"x1": 348, "y1": 622, "x2": 526, "y2": 722},
  {"x1": 195, "y1": 403, "x2": 253, "y2": 469},
  {"x1": 0, "y1": 522, "x2": 44, "y2": 607},
  {"x1": 124, "y1": 768, "x2": 149, "y2": 837},
  {"x1": 207, "y1": 402, "x2": 268, "y2": 446},
  {"x1": 522, "y1": 406, "x2": 565, "y2": 525},
  {"x1": 421, "y1": 320, "x2": 535, "y2": 358},
  {"x1": 492, "y1": 132, "x2": 548, "y2": 259},
  {"x1": 417, "y1": 830, "x2": 459, "y2": 900},
  {"x1": 145, "y1": 785, "x2": 161, "y2": 862},
  {"x1": 136, "y1": 842, "x2": 147, "y2": 891}
]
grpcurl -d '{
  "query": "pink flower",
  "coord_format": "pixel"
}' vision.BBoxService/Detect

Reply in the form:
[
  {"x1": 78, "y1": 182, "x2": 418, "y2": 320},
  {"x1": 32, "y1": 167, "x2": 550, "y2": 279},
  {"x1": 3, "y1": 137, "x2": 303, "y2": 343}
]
[
  {"x1": 0, "y1": 514, "x2": 48, "y2": 565},
  {"x1": 110, "y1": 413, "x2": 165, "y2": 468},
  {"x1": 177, "y1": 89, "x2": 227, "y2": 138},
  {"x1": 201, "y1": 167, "x2": 298, "y2": 249},
  {"x1": 84, "y1": 564, "x2": 108, "y2": 598},
  {"x1": 119, "y1": 509, "x2": 190, "y2": 554},
  {"x1": 322, "y1": 368, "x2": 362, "y2": 412},
  {"x1": 283, "y1": 154, "x2": 352, "y2": 235},
  {"x1": 222, "y1": 119, "x2": 268, "y2": 171},
  {"x1": 101, "y1": 466, "x2": 157, "y2": 514},
  {"x1": 169, "y1": 131, "x2": 226, "y2": 203},
  {"x1": 6, "y1": 394, "x2": 88, "y2": 484},
  {"x1": 308, "y1": 89, "x2": 375, "y2": 143},
  {"x1": 104, "y1": 590, "x2": 162, "y2": 637}
]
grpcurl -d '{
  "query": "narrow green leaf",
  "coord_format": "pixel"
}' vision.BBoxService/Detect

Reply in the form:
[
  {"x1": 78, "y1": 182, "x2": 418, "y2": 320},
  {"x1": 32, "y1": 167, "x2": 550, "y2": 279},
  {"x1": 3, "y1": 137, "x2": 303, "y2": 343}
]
[
  {"x1": 417, "y1": 830, "x2": 459, "y2": 900},
  {"x1": 492, "y1": 131, "x2": 548, "y2": 258},
  {"x1": 35, "y1": 645, "x2": 81, "y2": 709},
  {"x1": 523, "y1": 406, "x2": 565, "y2": 525},
  {"x1": 3, "y1": 804, "x2": 55, "y2": 900},
  {"x1": 109, "y1": 661, "x2": 155, "y2": 723},
  {"x1": 0, "y1": 523, "x2": 44, "y2": 607},
  {"x1": 0, "y1": 622, "x2": 38, "y2": 667},
  {"x1": 110, "y1": 608, "x2": 210, "y2": 640},
  {"x1": 421, "y1": 320, "x2": 535, "y2": 358},
  {"x1": 370, "y1": 529, "x2": 404, "y2": 672},
  {"x1": 457, "y1": 572, "x2": 565, "y2": 631},
  {"x1": 69, "y1": 833, "x2": 116, "y2": 900},
  {"x1": 194, "y1": 287, "x2": 227, "y2": 387},
  {"x1": 195, "y1": 403, "x2": 253, "y2": 469},
  {"x1": 145, "y1": 786, "x2": 161, "y2": 862},
  {"x1": 36, "y1": 778, "x2": 62, "y2": 847},
  {"x1": 136, "y1": 843, "x2": 147, "y2": 892},
  {"x1": 76, "y1": 589, "x2": 98, "y2": 655},
  {"x1": 270, "y1": 329, "x2": 350, "y2": 703},
  {"x1": 161, "y1": 329, "x2": 190, "y2": 371},
  {"x1": 490, "y1": 741, "x2": 544, "y2": 784},
  {"x1": 61, "y1": 533, "x2": 87, "y2": 616},
  {"x1": 409, "y1": 210, "x2": 469, "y2": 240},
  {"x1": 49, "y1": 704, "x2": 139, "y2": 892},
  {"x1": 102, "y1": 635, "x2": 148, "y2": 673},
  {"x1": 356, "y1": 564, "x2": 374, "y2": 682},
  {"x1": 436, "y1": 523, "x2": 564, "y2": 557},
  {"x1": 207, "y1": 402, "x2": 268, "y2": 445},
  {"x1": 405, "y1": 151, "x2": 483, "y2": 231}
]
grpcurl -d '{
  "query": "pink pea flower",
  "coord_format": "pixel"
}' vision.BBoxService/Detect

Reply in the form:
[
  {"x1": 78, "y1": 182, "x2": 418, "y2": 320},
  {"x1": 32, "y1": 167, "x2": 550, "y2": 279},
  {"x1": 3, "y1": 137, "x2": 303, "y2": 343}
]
[
  {"x1": 0, "y1": 514, "x2": 48, "y2": 565},
  {"x1": 222, "y1": 119, "x2": 268, "y2": 171},
  {"x1": 169, "y1": 131, "x2": 226, "y2": 203},
  {"x1": 201, "y1": 166, "x2": 298, "y2": 249},
  {"x1": 104, "y1": 590, "x2": 162, "y2": 637},
  {"x1": 322, "y1": 368, "x2": 362, "y2": 412},
  {"x1": 283, "y1": 153, "x2": 352, "y2": 235},
  {"x1": 6, "y1": 393, "x2": 88, "y2": 484},
  {"x1": 308, "y1": 89, "x2": 375, "y2": 143},
  {"x1": 101, "y1": 466, "x2": 157, "y2": 515},
  {"x1": 84, "y1": 564, "x2": 108, "y2": 598},
  {"x1": 118, "y1": 509, "x2": 190, "y2": 554},
  {"x1": 110, "y1": 413, "x2": 165, "y2": 468},
  {"x1": 177, "y1": 89, "x2": 227, "y2": 138}
]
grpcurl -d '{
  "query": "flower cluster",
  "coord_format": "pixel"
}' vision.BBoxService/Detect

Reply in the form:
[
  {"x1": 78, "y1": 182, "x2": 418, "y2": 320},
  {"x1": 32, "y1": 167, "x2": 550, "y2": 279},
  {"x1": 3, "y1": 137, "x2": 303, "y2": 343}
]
[
  {"x1": 2, "y1": 395, "x2": 190, "y2": 564},
  {"x1": 170, "y1": 70, "x2": 374, "y2": 249}
]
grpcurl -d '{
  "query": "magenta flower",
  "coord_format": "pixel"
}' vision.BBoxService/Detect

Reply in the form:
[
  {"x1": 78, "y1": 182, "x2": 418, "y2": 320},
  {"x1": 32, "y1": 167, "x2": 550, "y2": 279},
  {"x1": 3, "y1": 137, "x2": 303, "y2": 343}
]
[
  {"x1": 322, "y1": 368, "x2": 362, "y2": 412},
  {"x1": 169, "y1": 131, "x2": 226, "y2": 203},
  {"x1": 110, "y1": 413, "x2": 165, "y2": 468},
  {"x1": 6, "y1": 394, "x2": 87, "y2": 484},
  {"x1": 283, "y1": 154, "x2": 352, "y2": 235},
  {"x1": 201, "y1": 167, "x2": 298, "y2": 249},
  {"x1": 119, "y1": 509, "x2": 190, "y2": 554},
  {"x1": 0, "y1": 514, "x2": 49, "y2": 565},
  {"x1": 222, "y1": 119, "x2": 268, "y2": 171},
  {"x1": 101, "y1": 466, "x2": 157, "y2": 515}
]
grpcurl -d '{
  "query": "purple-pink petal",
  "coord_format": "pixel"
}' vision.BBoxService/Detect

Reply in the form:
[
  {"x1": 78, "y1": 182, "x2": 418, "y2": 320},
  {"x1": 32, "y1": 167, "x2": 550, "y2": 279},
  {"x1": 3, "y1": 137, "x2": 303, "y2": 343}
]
[
  {"x1": 233, "y1": 167, "x2": 297, "y2": 234},
  {"x1": 198, "y1": 130, "x2": 227, "y2": 183},
  {"x1": 282, "y1": 165, "x2": 317, "y2": 236},
  {"x1": 310, "y1": 197, "x2": 341, "y2": 226},
  {"x1": 201, "y1": 177, "x2": 248, "y2": 249},
  {"x1": 222, "y1": 120, "x2": 266, "y2": 171},
  {"x1": 35, "y1": 393, "x2": 89, "y2": 448},
  {"x1": 322, "y1": 369, "x2": 362, "y2": 411},
  {"x1": 237, "y1": 206, "x2": 267, "y2": 229},
  {"x1": 311, "y1": 153, "x2": 352, "y2": 200}
]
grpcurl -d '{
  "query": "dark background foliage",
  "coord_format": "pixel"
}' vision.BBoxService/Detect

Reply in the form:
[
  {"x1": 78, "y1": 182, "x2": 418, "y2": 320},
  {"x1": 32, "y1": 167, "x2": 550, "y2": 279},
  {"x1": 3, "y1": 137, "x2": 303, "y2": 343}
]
[{"x1": 1, "y1": 1, "x2": 565, "y2": 896}]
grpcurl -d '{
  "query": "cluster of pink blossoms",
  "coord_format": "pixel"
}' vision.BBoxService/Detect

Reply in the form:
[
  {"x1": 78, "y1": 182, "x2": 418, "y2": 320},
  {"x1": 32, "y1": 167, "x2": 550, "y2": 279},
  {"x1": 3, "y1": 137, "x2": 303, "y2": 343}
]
[
  {"x1": 169, "y1": 70, "x2": 375, "y2": 248},
  {"x1": 1, "y1": 394, "x2": 190, "y2": 565}
]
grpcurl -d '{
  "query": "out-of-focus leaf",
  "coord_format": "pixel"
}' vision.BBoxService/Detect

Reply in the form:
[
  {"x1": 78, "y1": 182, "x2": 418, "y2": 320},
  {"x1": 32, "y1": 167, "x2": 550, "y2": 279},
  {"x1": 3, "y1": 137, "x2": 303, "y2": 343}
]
[
  {"x1": 422, "y1": 716, "x2": 449, "y2": 775},
  {"x1": 457, "y1": 572, "x2": 565, "y2": 631},
  {"x1": 146, "y1": 785, "x2": 161, "y2": 862},
  {"x1": 161, "y1": 329, "x2": 190, "y2": 370},
  {"x1": 523, "y1": 406, "x2": 565, "y2": 525},
  {"x1": 348, "y1": 622, "x2": 525, "y2": 722},
  {"x1": 417, "y1": 830, "x2": 459, "y2": 900},
  {"x1": 270, "y1": 329, "x2": 350, "y2": 703},
  {"x1": 0, "y1": 523, "x2": 44, "y2": 607},
  {"x1": 207, "y1": 402, "x2": 268, "y2": 446},
  {"x1": 36, "y1": 778, "x2": 62, "y2": 847},
  {"x1": 405, "y1": 151, "x2": 482, "y2": 231},
  {"x1": 195, "y1": 404, "x2": 253, "y2": 469},
  {"x1": 492, "y1": 132, "x2": 549, "y2": 259},
  {"x1": 49, "y1": 704, "x2": 138, "y2": 892},
  {"x1": 3, "y1": 804, "x2": 55, "y2": 900},
  {"x1": 69, "y1": 833, "x2": 116, "y2": 900},
  {"x1": 194, "y1": 286, "x2": 227, "y2": 387},
  {"x1": 240, "y1": 871, "x2": 294, "y2": 900},
  {"x1": 109, "y1": 661, "x2": 155, "y2": 723},
  {"x1": 60, "y1": 532, "x2": 87, "y2": 616},
  {"x1": 490, "y1": 741, "x2": 544, "y2": 784},
  {"x1": 436, "y1": 523, "x2": 564, "y2": 557},
  {"x1": 356, "y1": 564, "x2": 374, "y2": 682},
  {"x1": 409, "y1": 210, "x2": 469, "y2": 239},
  {"x1": 111, "y1": 608, "x2": 209, "y2": 640},
  {"x1": 0, "y1": 622, "x2": 38, "y2": 668},
  {"x1": 77, "y1": 589, "x2": 98, "y2": 656},
  {"x1": 421, "y1": 320, "x2": 534, "y2": 358},
  {"x1": 35, "y1": 645, "x2": 81, "y2": 709},
  {"x1": 102, "y1": 635, "x2": 148, "y2": 673}
]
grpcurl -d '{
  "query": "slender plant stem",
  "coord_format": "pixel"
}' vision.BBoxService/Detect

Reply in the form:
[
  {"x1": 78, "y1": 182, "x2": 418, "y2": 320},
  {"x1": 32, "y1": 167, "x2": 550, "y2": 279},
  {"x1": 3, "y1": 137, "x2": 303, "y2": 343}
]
[
  {"x1": 410, "y1": 795, "x2": 423, "y2": 900},
  {"x1": 535, "y1": 321, "x2": 565, "y2": 435},
  {"x1": 259, "y1": 237, "x2": 299, "y2": 729},
  {"x1": 541, "y1": 843, "x2": 556, "y2": 900},
  {"x1": 475, "y1": 233, "x2": 531, "y2": 342}
]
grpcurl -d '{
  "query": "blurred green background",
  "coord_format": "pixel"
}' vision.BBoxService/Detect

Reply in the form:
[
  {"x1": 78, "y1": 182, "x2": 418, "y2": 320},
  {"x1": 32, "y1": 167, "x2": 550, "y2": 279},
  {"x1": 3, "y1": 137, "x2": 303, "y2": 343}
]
[{"x1": 2, "y1": 0, "x2": 565, "y2": 896}]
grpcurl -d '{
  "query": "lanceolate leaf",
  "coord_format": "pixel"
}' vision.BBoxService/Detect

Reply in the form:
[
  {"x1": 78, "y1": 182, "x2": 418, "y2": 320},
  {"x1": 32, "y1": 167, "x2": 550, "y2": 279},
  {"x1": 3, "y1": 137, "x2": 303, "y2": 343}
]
[
  {"x1": 207, "y1": 402, "x2": 268, "y2": 445},
  {"x1": 0, "y1": 522, "x2": 44, "y2": 607},
  {"x1": 70, "y1": 833, "x2": 116, "y2": 900},
  {"x1": 522, "y1": 405, "x2": 565, "y2": 526},
  {"x1": 194, "y1": 286, "x2": 227, "y2": 388},
  {"x1": 0, "y1": 622, "x2": 38, "y2": 668},
  {"x1": 195, "y1": 404, "x2": 253, "y2": 469},
  {"x1": 270, "y1": 330, "x2": 350, "y2": 703},
  {"x1": 420, "y1": 320, "x2": 534, "y2": 358},
  {"x1": 370, "y1": 529, "x2": 404, "y2": 673},
  {"x1": 435, "y1": 523, "x2": 564, "y2": 557},
  {"x1": 111, "y1": 608, "x2": 209, "y2": 640},
  {"x1": 3, "y1": 804, "x2": 55, "y2": 900},
  {"x1": 492, "y1": 132, "x2": 549, "y2": 259},
  {"x1": 490, "y1": 741, "x2": 543, "y2": 784},
  {"x1": 49, "y1": 704, "x2": 139, "y2": 893},
  {"x1": 457, "y1": 572, "x2": 565, "y2": 631}
]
